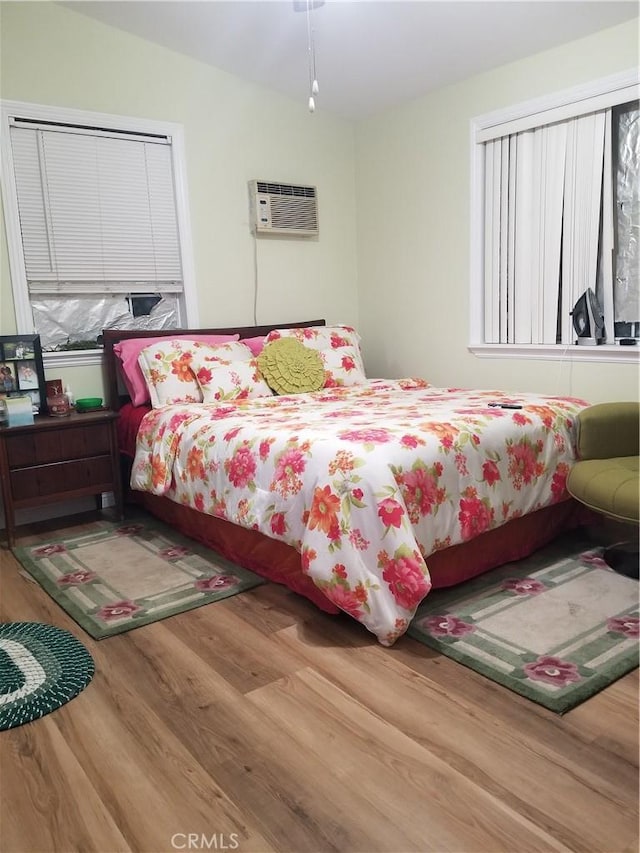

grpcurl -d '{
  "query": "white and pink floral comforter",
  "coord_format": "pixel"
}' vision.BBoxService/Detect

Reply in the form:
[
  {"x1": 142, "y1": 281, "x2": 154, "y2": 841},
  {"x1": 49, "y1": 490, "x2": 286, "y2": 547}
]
[{"x1": 130, "y1": 380, "x2": 588, "y2": 645}]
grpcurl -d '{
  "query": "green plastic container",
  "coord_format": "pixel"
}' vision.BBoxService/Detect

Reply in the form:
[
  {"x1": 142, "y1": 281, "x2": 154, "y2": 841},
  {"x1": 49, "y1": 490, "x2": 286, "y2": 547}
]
[{"x1": 75, "y1": 397, "x2": 103, "y2": 412}]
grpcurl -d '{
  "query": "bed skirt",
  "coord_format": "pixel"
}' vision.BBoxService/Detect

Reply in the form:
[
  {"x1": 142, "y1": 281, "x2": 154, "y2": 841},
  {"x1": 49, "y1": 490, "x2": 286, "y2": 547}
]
[{"x1": 132, "y1": 491, "x2": 589, "y2": 616}]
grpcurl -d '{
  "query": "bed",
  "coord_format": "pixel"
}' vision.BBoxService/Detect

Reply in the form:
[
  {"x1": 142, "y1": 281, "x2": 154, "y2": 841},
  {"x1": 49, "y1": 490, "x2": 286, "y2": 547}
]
[{"x1": 103, "y1": 320, "x2": 590, "y2": 645}]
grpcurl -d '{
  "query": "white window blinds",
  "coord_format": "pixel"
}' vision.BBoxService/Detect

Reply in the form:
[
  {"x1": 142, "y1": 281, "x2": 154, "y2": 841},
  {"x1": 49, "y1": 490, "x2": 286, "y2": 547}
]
[
  {"x1": 9, "y1": 120, "x2": 183, "y2": 294},
  {"x1": 482, "y1": 110, "x2": 607, "y2": 345},
  {"x1": 560, "y1": 112, "x2": 607, "y2": 345}
]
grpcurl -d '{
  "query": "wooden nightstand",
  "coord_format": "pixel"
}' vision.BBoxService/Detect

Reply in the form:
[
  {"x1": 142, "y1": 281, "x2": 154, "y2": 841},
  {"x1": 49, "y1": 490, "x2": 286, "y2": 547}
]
[{"x1": 0, "y1": 409, "x2": 123, "y2": 547}]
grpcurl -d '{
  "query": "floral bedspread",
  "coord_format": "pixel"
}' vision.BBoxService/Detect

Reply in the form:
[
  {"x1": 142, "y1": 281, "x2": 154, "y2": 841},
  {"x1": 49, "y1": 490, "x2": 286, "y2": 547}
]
[{"x1": 130, "y1": 380, "x2": 588, "y2": 645}]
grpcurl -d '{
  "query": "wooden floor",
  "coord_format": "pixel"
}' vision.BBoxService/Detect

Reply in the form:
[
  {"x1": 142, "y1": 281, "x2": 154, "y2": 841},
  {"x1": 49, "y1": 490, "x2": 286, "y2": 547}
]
[{"x1": 1, "y1": 513, "x2": 638, "y2": 853}]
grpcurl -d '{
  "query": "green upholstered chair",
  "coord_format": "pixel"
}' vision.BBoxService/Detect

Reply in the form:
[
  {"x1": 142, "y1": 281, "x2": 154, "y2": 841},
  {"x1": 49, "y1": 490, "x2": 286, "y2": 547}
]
[{"x1": 567, "y1": 402, "x2": 639, "y2": 579}]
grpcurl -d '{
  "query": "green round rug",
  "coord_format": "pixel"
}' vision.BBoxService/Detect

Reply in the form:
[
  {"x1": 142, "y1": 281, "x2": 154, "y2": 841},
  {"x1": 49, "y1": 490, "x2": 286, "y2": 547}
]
[{"x1": 0, "y1": 622, "x2": 95, "y2": 731}]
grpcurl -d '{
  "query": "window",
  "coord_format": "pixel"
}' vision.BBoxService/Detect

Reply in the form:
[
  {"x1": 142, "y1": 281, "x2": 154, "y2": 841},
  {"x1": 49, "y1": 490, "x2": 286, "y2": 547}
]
[
  {"x1": 0, "y1": 101, "x2": 198, "y2": 365},
  {"x1": 470, "y1": 70, "x2": 639, "y2": 361}
]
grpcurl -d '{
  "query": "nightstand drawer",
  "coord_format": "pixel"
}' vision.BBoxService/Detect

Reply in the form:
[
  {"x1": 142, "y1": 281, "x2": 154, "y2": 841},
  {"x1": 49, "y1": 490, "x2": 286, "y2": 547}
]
[
  {"x1": 4, "y1": 423, "x2": 111, "y2": 468},
  {"x1": 9, "y1": 455, "x2": 115, "y2": 502}
]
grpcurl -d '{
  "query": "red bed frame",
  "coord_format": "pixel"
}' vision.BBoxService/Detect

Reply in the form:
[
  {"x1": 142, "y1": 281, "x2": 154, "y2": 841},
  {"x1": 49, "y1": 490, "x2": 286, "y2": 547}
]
[{"x1": 102, "y1": 322, "x2": 587, "y2": 615}]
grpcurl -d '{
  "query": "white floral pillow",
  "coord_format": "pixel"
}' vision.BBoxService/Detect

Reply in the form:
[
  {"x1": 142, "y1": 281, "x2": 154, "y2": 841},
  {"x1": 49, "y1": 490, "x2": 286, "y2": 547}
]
[
  {"x1": 138, "y1": 339, "x2": 254, "y2": 407},
  {"x1": 190, "y1": 346, "x2": 273, "y2": 402},
  {"x1": 263, "y1": 325, "x2": 366, "y2": 387}
]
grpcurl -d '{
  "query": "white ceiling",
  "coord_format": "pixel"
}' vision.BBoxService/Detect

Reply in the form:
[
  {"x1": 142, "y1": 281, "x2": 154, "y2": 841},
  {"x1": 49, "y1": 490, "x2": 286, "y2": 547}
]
[{"x1": 60, "y1": 1, "x2": 638, "y2": 119}]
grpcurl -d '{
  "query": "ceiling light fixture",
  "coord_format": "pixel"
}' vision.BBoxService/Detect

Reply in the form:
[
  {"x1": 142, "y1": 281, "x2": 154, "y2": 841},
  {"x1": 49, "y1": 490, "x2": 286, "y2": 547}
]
[{"x1": 293, "y1": 0, "x2": 324, "y2": 113}]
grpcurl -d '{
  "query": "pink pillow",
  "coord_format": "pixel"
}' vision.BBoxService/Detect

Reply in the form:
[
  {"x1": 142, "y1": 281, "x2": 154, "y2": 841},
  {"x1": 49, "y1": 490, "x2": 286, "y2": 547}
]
[
  {"x1": 241, "y1": 335, "x2": 266, "y2": 357},
  {"x1": 114, "y1": 334, "x2": 240, "y2": 406}
]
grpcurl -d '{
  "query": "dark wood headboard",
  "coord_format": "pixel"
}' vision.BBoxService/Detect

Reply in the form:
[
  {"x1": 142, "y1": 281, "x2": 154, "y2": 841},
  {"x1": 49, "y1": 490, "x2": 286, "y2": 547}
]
[{"x1": 102, "y1": 319, "x2": 326, "y2": 411}]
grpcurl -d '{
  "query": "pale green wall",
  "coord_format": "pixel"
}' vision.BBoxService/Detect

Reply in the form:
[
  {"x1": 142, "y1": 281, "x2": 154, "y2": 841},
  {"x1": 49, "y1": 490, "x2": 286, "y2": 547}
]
[
  {"x1": 1, "y1": 5, "x2": 638, "y2": 404},
  {"x1": 0, "y1": 1, "x2": 358, "y2": 398},
  {"x1": 355, "y1": 18, "x2": 640, "y2": 403}
]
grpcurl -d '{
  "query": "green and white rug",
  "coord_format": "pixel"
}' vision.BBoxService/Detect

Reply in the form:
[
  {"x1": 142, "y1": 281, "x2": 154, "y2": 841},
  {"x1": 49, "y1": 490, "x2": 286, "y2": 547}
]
[
  {"x1": 408, "y1": 534, "x2": 639, "y2": 713},
  {"x1": 13, "y1": 516, "x2": 265, "y2": 640},
  {"x1": 0, "y1": 622, "x2": 94, "y2": 731}
]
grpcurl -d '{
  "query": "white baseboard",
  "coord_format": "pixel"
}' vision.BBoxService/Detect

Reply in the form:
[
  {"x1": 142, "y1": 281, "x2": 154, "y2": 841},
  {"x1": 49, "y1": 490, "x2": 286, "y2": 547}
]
[{"x1": 0, "y1": 492, "x2": 115, "y2": 530}]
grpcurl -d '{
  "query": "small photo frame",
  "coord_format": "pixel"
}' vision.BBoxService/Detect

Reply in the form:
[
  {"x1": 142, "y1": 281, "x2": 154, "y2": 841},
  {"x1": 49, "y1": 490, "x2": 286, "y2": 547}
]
[
  {"x1": 0, "y1": 362, "x2": 17, "y2": 393},
  {"x1": 45, "y1": 379, "x2": 63, "y2": 398},
  {"x1": 0, "y1": 335, "x2": 47, "y2": 413},
  {"x1": 16, "y1": 360, "x2": 39, "y2": 390}
]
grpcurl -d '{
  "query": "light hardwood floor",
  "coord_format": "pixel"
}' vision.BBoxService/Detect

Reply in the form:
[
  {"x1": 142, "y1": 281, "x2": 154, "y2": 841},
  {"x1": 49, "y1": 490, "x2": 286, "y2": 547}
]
[{"x1": 1, "y1": 513, "x2": 638, "y2": 853}]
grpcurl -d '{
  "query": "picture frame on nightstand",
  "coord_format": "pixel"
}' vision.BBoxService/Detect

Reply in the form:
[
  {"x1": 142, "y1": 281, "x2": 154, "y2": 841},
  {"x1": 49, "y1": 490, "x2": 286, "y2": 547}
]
[{"x1": 0, "y1": 334, "x2": 47, "y2": 413}]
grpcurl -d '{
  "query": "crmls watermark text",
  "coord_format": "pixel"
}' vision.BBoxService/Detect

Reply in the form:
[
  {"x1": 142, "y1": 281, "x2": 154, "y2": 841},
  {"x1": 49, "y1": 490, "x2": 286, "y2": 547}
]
[{"x1": 171, "y1": 833, "x2": 240, "y2": 850}]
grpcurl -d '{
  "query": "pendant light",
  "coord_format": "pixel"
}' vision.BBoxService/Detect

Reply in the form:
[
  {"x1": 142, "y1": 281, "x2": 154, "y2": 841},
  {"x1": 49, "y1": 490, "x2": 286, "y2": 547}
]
[{"x1": 293, "y1": 0, "x2": 323, "y2": 112}]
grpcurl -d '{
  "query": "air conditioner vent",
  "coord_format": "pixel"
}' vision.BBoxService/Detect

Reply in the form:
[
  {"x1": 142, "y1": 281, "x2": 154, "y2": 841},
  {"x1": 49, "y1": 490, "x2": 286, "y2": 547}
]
[
  {"x1": 249, "y1": 180, "x2": 318, "y2": 236},
  {"x1": 256, "y1": 181, "x2": 316, "y2": 198}
]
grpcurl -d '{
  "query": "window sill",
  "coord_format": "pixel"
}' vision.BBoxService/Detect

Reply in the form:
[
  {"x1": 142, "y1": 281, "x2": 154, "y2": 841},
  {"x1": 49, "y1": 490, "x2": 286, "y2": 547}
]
[
  {"x1": 469, "y1": 343, "x2": 640, "y2": 363},
  {"x1": 44, "y1": 349, "x2": 103, "y2": 369}
]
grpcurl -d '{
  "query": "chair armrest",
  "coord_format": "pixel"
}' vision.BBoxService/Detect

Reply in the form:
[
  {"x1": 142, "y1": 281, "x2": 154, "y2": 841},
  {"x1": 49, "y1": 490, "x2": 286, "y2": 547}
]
[{"x1": 576, "y1": 402, "x2": 640, "y2": 460}]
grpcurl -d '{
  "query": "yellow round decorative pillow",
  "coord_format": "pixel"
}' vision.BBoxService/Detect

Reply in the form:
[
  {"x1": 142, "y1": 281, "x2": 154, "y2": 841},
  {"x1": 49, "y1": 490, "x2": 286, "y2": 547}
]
[{"x1": 258, "y1": 337, "x2": 325, "y2": 395}]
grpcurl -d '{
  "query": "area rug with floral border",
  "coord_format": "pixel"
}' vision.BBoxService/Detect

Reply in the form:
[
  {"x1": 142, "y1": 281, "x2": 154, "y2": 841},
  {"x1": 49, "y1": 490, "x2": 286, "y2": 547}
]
[
  {"x1": 12, "y1": 514, "x2": 265, "y2": 640},
  {"x1": 408, "y1": 531, "x2": 639, "y2": 713}
]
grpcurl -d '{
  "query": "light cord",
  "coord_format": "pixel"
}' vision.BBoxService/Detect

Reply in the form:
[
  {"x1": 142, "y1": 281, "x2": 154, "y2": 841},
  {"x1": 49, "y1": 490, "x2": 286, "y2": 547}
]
[{"x1": 306, "y1": 0, "x2": 318, "y2": 111}]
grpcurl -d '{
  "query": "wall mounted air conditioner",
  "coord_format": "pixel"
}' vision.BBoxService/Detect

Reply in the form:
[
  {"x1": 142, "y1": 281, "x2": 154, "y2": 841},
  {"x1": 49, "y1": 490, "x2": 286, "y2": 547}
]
[{"x1": 249, "y1": 180, "x2": 318, "y2": 237}]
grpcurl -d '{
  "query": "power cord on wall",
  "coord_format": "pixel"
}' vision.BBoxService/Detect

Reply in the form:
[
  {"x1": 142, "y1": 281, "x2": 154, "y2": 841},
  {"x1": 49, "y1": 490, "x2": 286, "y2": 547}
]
[
  {"x1": 252, "y1": 232, "x2": 259, "y2": 326},
  {"x1": 556, "y1": 342, "x2": 573, "y2": 397}
]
